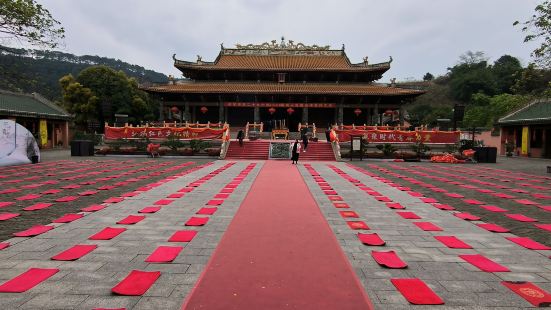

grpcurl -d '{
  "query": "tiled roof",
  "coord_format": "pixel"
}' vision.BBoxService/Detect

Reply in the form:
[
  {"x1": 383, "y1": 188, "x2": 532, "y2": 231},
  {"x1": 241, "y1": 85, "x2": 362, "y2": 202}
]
[
  {"x1": 143, "y1": 82, "x2": 424, "y2": 96},
  {"x1": 0, "y1": 90, "x2": 72, "y2": 120},
  {"x1": 175, "y1": 55, "x2": 390, "y2": 72},
  {"x1": 498, "y1": 99, "x2": 551, "y2": 125}
]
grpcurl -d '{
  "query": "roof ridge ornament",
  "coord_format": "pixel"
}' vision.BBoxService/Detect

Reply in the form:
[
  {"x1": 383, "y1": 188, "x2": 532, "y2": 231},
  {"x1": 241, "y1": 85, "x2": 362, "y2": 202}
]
[{"x1": 234, "y1": 38, "x2": 331, "y2": 51}]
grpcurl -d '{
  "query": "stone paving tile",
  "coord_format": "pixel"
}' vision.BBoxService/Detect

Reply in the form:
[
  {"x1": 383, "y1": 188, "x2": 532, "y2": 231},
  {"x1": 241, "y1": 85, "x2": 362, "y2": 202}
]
[
  {"x1": 0, "y1": 160, "x2": 263, "y2": 309},
  {"x1": 298, "y1": 161, "x2": 551, "y2": 309}
]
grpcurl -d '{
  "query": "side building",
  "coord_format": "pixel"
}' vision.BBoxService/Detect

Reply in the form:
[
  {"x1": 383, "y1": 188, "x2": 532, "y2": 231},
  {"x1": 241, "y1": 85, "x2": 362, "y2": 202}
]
[
  {"x1": 142, "y1": 38, "x2": 424, "y2": 131},
  {"x1": 0, "y1": 89, "x2": 72, "y2": 148},
  {"x1": 498, "y1": 99, "x2": 551, "y2": 158}
]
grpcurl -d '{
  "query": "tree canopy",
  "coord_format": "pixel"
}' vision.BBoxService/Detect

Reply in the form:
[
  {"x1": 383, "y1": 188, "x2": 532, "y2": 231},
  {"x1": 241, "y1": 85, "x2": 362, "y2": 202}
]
[
  {"x1": 514, "y1": 0, "x2": 551, "y2": 67},
  {"x1": 0, "y1": 0, "x2": 64, "y2": 48},
  {"x1": 60, "y1": 66, "x2": 158, "y2": 131}
]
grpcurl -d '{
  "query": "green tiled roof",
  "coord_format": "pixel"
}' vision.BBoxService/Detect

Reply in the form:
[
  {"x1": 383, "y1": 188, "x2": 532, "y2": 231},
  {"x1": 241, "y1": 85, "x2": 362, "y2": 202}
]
[
  {"x1": 498, "y1": 99, "x2": 551, "y2": 125},
  {"x1": 0, "y1": 90, "x2": 72, "y2": 120}
]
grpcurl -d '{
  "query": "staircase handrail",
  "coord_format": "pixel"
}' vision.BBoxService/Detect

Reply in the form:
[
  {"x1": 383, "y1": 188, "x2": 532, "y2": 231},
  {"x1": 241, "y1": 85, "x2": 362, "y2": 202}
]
[{"x1": 219, "y1": 126, "x2": 231, "y2": 159}]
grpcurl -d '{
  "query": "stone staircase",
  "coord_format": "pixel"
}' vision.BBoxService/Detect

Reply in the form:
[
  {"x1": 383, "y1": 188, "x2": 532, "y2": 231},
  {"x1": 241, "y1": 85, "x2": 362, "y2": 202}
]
[
  {"x1": 225, "y1": 140, "x2": 270, "y2": 160},
  {"x1": 225, "y1": 140, "x2": 335, "y2": 161},
  {"x1": 300, "y1": 142, "x2": 335, "y2": 161}
]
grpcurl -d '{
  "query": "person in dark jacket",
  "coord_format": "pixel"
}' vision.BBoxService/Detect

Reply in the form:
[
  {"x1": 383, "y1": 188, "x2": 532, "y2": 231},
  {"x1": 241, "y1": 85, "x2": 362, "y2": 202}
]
[
  {"x1": 291, "y1": 139, "x2": 301, "y2": 164},
  {"x1": 325, "y1": 124, "x2": 332, "y2": 142},
  {"x1": 302, "y1": 132, "x2": 309, "y2": 152},
  {"x1": 237, "y1": 130, "x2": 244, "y2": 146}
]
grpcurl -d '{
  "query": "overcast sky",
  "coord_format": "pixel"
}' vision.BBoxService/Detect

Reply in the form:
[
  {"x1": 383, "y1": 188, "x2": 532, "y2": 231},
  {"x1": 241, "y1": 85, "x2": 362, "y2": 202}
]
[{"x1": 35, "y1": 0, "x2": 540, "y2": 82}]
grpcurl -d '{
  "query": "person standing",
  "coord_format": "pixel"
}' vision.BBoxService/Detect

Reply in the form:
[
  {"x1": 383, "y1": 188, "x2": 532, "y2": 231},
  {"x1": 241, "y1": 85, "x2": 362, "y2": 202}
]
[
  {"x1": 237, "y1": 130, "x2": 244, "y2": 146},
  {"x1": 291, "y1": 139, "x2": 301, "y2": 164},
  {"x1": 302, "y1": 132, "x2": 309, "y2": 152}
]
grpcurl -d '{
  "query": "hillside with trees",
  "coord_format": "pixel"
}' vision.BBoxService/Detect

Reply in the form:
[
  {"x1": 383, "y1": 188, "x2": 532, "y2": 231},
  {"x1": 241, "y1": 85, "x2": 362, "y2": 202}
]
[{"x1": 0, "y1": 45, "x2": 168, "y2": 100}]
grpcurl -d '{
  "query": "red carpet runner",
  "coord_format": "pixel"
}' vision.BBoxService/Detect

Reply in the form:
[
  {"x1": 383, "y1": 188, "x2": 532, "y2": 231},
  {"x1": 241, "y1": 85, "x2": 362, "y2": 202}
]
[{"x1": 182, "y1": 161, "x2": 373, "y2": 309}]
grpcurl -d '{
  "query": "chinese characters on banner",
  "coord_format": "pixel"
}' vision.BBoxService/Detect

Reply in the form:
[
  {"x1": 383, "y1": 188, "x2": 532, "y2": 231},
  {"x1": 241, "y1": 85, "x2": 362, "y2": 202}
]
[
  {"x1": 335, "y1": 129, "x2": 460, "y2": 144},
  {"x1": 39, "y1": 119, "x2": 48, "y2": 147},
  {"x1": 104, "y1": 126, "x2": 226, "y2": 140}
]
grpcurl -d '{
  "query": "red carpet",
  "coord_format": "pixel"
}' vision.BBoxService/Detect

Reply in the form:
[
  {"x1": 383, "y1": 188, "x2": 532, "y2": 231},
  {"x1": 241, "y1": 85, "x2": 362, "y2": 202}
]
[
  {"x1": 13, "y1": 225, "x2": 54, "y2": 237},
  {"x1": 371, "y1": 251, "x2": 407, "y2": 268},
  {"x1": 391, "y1": 278, "x2": 444, "y2": 305},
  {"x1": 88, "y1": 227, "x2": 126, "y2": 240},
  {"x1": 116, "y1": 215, "x2": 145, "y2": 225},
  {"x1": 434, "y1": 236, "x2": 472, "y2": 249},
  {"x1": 506, "y1": 237, "x2": 551, "y2": 250},
  {"x1": 0, "y1": 268, "x2": 59, "y2": 292},
  {"x1": 182, "y1": 161, "x2": 373, "y2": 310},
  {"x1": 52, "y1": 213, "x2": 84, "y2": 223},
  {"x1": 111, "y1": 270, "x2": 160, "y2": 296}
]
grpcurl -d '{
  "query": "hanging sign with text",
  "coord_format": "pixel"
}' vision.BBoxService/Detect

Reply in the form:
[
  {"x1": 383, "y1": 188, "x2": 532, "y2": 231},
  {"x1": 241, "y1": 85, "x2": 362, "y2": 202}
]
[
  {"x1": 335, "y1": 129, "x2": 460, "y2": 144},
  {"x1": 104, "y1": 126, "x2": 226, "y2": 140}
]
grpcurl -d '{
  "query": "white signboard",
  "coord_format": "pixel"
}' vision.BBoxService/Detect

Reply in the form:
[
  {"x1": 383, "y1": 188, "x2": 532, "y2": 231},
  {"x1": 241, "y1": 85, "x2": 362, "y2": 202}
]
[{"x1": 352, "y1": 139, "x2": 361, "y2": 151}]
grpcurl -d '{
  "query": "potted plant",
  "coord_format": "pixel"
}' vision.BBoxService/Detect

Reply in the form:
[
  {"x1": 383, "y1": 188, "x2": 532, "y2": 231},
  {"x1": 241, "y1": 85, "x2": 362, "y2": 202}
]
[
  {"x1": 376, "y1": 143, "x2": 397, "y2": 158},
  {"x1": 411, "y1": 141, "x2": 430, "y2": 160}
]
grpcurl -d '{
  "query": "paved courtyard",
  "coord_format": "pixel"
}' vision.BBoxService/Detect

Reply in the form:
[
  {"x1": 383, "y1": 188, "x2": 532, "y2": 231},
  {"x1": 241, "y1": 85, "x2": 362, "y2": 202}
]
[{"x1": 0, "y1": 151, "x2": 550, "y2": 309}]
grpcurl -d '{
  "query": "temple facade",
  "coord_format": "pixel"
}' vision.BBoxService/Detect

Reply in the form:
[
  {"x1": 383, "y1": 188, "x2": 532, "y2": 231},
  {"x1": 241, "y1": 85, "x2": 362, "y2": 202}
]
[{"x1": 142, "y1": 38, "x2": 424, "y2": 131}]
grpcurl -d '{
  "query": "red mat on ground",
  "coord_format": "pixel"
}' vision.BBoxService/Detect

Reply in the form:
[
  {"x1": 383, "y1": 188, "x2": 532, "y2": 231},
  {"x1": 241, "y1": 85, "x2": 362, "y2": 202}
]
[
  {"x1": 185, "y1": 217, "x2": 209, "y2": 226},
  {"x1": 371, "y1": 251, "x2": 407, "y2": 268},
  {"x1": 386, "y1": 202, "x2": 405, "y2": 209},
  {"x1": 51, "y1": 244, "x2": 97, "y2": 261},
  {"x1": 0, "y1": 213, "x2": 19, "y2": 221},
  {"x1": 206, "y1": 199, "x2": 224, "y2": 206},
  {"x1": 506, "y1": 237, "x2": 551, "y2": 250},
  {"x1": 145, "y1": 246, "x2": 183, "y2": 263},
  {"x1": 15, "y1": 194, "x2": 42, "y2": 201},
  {"x1": 0, "y1": 268, "x2": 59, "y2": 292},
  {"x1": 391, "y1": 278, "x2": 444, "y2": 305},
  {"x1": 196, "y1": 207, "x2": 217, "y2": 215},
  {"x1": 79, "y1": 190, "x2": 98, "y2": 196},
  {"x1": 55, "y1": 196, "x2": 78, "y2": 202},
  {"x1": 420, "y1": 198, "x2": 437, "y2": 203},
  {"x1": 0, "y1": 243, "x2": 9, "y2": 250},
  {"x1": 333, "y1": 202, "x2": 349, "y2": 208},
  {"x1": 168, "y1": 230, "x2": 197, "y2": 242},
  {"x1": 480, "y1": 205, "x2": 508, "y2": 212},
  {"x1": 328, "y1": 196, "x2": 343, "y2": 201},
  {"x1": 454, "y1": 212, "x2": 481, "y2": 221},
  {"x1": 413, "y1": 222, "x2": 442, "y2": 231},
  {"x1": 111, "y1": 270, "x2": 160, "y2": 296},
  {"x1": 154, "y1": 199, "x2": 174, "y2": 205},
  {"x1": 358, "y1": 233, "x2": 386, "y2": 246},
  {"x1": 502, "y1": 281, "x2": 551, "y2": 307},
  {"x1": 540, "y1": 205, "x2": 551, "y2": 212},
  {"x1": 434, "y1": 236, "x2": 472, "y2": 249},
  {"x1": 41, "y1": 189, "x2": 61, "y2": 195},
  {"x1": 477, "y1": 223, "x2": 510, "y2": 233},
  {"x1": 88, "y1": 227, "x2": 126, "y2": 240},
  {"x1": 463, "y1": 199, "x2": 484, "y2": 205},
  {"x1": 535, "y1": 224, "x2": 551, "y2": 232},
  {"x1": 103, "y1": 197, "x2": 124, "y2": 204},
  {"x1": 182, "y1": 161, "x2": 374, "y2": 309},
  {"x1": 506, "y1": 214, "x2": 538, "y2": 222},
  {"x1": 138, "y1": 206, "x2": 161, "y2": 213},
  {"x1": 515, "y1": 199, "x2": 539, "y2": 205},
  {"x1": 396, "y1": 211, "x2": 421, "y2": 219},
  {"x1": 13, "y1": 225, "x2": 54, "y2": 237},
  {"x1": 0, "y1": 202, "x2": 14, "y2": 208},
  {"x1": 445, "y1": 193, "x2": 464, "y2": 198},
  {"x1": 340, "y1": 211, "x2": 359, "y2": 218},
  {"x1": 52, "y1": 213, "x2": 84, "y2": 223},
  {"x1": 432, "y1": 203, "x2": 455, "y2": 210},
  {"x1": 459, "y1": 254, "x2": 509, "y2": 272},
  {"x1": 347, "y1": 221, "x2": 369, "y2": 230},
  {"x1": 81, "y1": 204, "x2": 106, "y2": 212},
  {"x1": 117, "y1": 215, "x2": 145, "y2": 225},
  {"x1": 23, "y1": 202, "x2": 53, "y2": 211},
  {"x1": 167, "y1": 193, "x2": 185, "y2": 198}
]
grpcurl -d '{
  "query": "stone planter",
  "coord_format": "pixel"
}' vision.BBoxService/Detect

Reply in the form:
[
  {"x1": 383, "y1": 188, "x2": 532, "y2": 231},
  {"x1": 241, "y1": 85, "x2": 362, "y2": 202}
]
[{"x1": 177, "y1": 147, "x2": 194, "y2": 156}]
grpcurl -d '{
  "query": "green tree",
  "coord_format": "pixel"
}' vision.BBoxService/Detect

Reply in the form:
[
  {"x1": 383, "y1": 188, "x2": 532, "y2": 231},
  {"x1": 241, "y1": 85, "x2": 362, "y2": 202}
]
[
  {"x1": 511, "y1": 63, "x2": 551, "y2": 95},
  {"x1": 59, "y1": 74, "x2": 97, "y2": 128},
  {"x1": 0, "y1": 0, "x2": 64, "y2": 48},
  {"x1": 514, "y1": 1, "x2": 551, "y2": 67},
  {"x1": 492, "y1": 55, "x2": 522, "y2": 93},
  {"x1": 462, "y1": 93, "x2": 531, "y2": 128},
  {"x1": 60, "y1": 65, "x2": 157, "y2": 131},
  {"x1": 447, "y1": 53, "x2": 498, "y2": 102},
  {"x1": 423, "y1": 72, "x2": 434, "y2": 81}
]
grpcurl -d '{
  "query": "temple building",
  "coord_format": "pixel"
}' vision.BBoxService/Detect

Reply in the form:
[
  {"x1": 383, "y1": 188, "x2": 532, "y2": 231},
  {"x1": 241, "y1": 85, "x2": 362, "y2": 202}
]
[{"x1": 143, "y1": 38, "x2": 424, "y2": 131}]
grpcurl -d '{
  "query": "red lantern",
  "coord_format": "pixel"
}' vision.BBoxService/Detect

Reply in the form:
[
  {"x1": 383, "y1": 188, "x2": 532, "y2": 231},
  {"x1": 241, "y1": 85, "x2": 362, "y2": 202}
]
[
  {"x1": 354, "y1": 108, "x2": 362, "y2": 116},
  {"x1": 268, "y1": 107, "x2": 276, "y2": 114},
  {"x1": 171, "y1": 106, "x2": 179, "y2": 113},
  {"x1": 286, "y1": 107, "x2": 294, "y2": 115},
  {"x1": 200, "y1": 106, "x2": 208, "y2": 114}
]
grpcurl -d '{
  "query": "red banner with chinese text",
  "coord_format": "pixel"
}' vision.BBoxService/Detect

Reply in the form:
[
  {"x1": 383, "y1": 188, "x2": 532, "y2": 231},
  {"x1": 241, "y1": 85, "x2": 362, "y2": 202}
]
[
  {"x1": 104, "y1": 126, "x2": 226, "y2": 140},
  {"x1": 335, "y1": 129, "x2": 460, "y2": 144}
]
